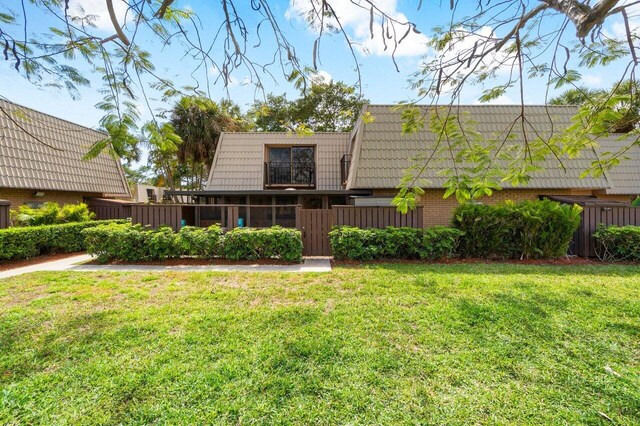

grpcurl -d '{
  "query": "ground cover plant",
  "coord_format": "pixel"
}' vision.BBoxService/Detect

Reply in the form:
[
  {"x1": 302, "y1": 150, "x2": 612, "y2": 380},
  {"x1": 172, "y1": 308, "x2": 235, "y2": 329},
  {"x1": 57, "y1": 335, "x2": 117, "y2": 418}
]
[{"x1": 0, "y1": 265, "x2": 639, "y2": 424}]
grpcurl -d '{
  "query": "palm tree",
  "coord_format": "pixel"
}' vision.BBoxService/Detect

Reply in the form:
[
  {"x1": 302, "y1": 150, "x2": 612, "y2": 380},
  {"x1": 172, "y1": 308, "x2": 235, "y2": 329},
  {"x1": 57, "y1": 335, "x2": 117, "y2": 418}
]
[{"x1": 170, "y1": 97, "x2": 248, "y2": 189}]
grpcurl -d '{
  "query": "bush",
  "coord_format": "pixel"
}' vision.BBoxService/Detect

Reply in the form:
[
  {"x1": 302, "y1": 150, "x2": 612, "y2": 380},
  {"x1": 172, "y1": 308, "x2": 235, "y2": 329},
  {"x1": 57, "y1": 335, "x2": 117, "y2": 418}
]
[
  {"x1": 178, "y1": 225, "x2": 223, "y2": 258},
  {"x1": 328, "y1": 226, "x2": 461, "y2": 261},
  {"x1": 593, "y1": 225, "x2": 640, "y2": 261},
  {"x1": 632, "y1": 197, "x2": 640, "y2": 207},
  {"x1": 0, "y1": 219, "x2": 128, "y2": 261},
  {"x1": 83, "y1": 223, "x2": 181, "y2": 263},
  {"x1": 223, "y1": 227, "x2": 303, "y2": 262},
  {"x1": 452, "y1": 199, "x2": 582, "y2": 259},
  {"x1": 58, "y1": 203, "x2": 95, "y2": 223},
  {"x1": 83, "y1": 224, "x2": 302, "y2": 263},
  {"x1": 10, "y1": 202, "x2": 94, "y2": 226}
]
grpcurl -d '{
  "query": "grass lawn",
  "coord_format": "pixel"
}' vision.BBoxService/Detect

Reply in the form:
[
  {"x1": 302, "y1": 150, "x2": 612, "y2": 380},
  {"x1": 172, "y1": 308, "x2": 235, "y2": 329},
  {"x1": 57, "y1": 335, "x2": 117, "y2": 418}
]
[{"x1": 1, "y1": 264, "x2": 639, "y2": 425}]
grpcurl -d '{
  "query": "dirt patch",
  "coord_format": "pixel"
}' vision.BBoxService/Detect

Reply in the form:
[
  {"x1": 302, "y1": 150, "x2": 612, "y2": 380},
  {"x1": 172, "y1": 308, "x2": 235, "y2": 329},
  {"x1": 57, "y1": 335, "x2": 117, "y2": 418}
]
[
  {"x1": 86, "y1": 258, "x2": 300, "y2": 266},
  {"x1": 0, "y1": 252, "x2": 83, "y2": 272},
  {"x1": 333, "y1": 257, "x2": 639, "y2": 266}
]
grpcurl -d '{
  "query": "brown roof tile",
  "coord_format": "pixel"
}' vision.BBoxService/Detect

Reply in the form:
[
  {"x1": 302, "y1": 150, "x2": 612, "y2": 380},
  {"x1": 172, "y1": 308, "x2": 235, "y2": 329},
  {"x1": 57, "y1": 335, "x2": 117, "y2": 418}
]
[
  {"x1": 346, "y1": 104, "x2": 617, "y2": 191},
  {"x1": 0, "y1": 99, "x2": 130, "y2": 196}
]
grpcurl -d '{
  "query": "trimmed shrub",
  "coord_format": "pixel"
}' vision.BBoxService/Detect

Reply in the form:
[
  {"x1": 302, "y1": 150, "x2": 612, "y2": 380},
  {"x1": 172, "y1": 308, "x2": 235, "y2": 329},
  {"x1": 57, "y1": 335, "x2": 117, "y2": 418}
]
[
  {"x1": 328, "y1": 227, "x2": 381, "y2": 261},
  {"x1": 421, "y1": 226, "x2": 463, "y2": 260},
  {"x1": 10, "y1": 202, "x2": 94, "y2": 226},
  {"x1": 83, "y1": 223, "x2": 181, "y2": 263},
  {"x1": 0, "y1": 219, "x2": 128, "y2": 261},
  {"x1": 593, "y1": 225, "x2": 640, "y2": 261},
  {"x1": 84, "y1": 224, "x2": 302, "y2": 263},
  {"x1": 223, "y1": 227, "x2": 303, "y2": 262},
  {"x1": 452, "y1": 199, "x2": 582, "y2": 259},
  {"x1": 328, "y1": 226, "x2": 461, "y2": 261},
  {"x1": 178, "y1": 225, "x2": 223, "y2": 258}
]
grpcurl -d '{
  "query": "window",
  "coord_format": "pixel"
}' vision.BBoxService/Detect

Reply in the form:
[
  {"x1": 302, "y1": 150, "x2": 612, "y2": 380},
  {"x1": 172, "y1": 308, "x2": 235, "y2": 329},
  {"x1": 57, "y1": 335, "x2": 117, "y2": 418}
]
[{"x1": 265, "y1": 146, "x2": 315, "y2": 186}]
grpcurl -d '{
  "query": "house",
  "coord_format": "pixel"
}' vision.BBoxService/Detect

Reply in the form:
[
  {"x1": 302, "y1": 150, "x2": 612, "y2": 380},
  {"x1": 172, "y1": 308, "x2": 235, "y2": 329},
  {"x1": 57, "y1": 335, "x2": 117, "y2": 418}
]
[
  {"x1": 201, "y1": 132, "x2": 370, "y2": 206},
  {"x1": 344, "y1": 104, "x2": 640, "y2": 226},
  {"x1": 0, "y1": 99, "x2": 131, "y2": 210},
  {"x1": 166, "y1": 105, "x2": 639, "y2": 227},
  {"x1": 137, "y1": 104, "x2": 640, "y2": 255},
  {"x1": 132, "y1": 184, "x2": 167, "y2": 203}
]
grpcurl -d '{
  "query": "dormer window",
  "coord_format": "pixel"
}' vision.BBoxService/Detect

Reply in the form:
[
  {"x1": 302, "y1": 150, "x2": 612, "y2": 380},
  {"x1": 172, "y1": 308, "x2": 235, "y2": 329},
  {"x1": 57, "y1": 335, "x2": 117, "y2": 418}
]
[{"x1": 264, "y1": 145, "x2": 316, "y2": 187}]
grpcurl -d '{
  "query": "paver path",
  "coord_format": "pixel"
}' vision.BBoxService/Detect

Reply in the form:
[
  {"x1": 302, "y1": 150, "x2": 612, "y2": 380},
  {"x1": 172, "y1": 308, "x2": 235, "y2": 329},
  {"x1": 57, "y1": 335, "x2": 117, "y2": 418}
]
[{"x1": 0, "y1": 255, "x2": 331, "y2": 279}]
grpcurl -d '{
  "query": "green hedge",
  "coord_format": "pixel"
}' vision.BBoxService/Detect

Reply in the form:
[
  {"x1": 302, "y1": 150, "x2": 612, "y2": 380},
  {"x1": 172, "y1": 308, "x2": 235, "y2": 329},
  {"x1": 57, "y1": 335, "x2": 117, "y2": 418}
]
[
  {"x1": 593, "y1": 225, "x2": 640, "y2": 261},
  {"x1": 0, "y1": 219, "x2": 129, "y2": 261},
  {"x1": 328, "y1": 226, "x2": 461, "y2": 261},
  {"x1": 83, "y1": 224, "x2": 302, "y2": 263},
  {"x1": 452, "y1": 199, "x2": 582, "y2": 259},
  {"x1": 223, "y1": 227, "x2": 303, "y2": 262},
  {"x1": 83, "y1": 224, "x2": 180, "y2": 263},
  {"x1": 178, "y1": 226, "x2": 224, "y2": 258}
]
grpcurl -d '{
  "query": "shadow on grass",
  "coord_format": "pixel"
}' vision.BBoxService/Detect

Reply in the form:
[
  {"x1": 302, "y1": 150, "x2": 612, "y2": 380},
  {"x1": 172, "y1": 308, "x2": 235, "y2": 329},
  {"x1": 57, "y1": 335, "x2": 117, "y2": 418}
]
[{"x1": 335, "y1": 261, "x2": 640, "y2": 277}]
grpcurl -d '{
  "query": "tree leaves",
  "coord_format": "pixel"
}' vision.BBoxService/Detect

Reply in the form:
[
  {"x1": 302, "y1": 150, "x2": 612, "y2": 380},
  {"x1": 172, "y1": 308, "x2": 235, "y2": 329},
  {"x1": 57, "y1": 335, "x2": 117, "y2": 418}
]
[{"x1": 248, "y1": 79, "x2": 368, "y2": 133}]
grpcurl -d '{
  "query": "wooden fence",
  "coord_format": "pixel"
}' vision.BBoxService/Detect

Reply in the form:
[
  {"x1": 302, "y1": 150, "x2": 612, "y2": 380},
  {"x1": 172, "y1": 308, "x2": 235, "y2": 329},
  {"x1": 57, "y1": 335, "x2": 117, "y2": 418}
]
[
  {"x1": 119, "y1": 203, "x2": 425, "y2": 256},
  {"x1": 332, "y1": 205, "x2": 423, "y2": 228},
  {"x1": 296, "y1": 206, "x2": 424, "y2": 256},
  {"x1": 574, "y1": 204, "x2": 640, "y2": 257},
  {"x1": 0, "y1": 200, "x2": 10, "y2": 229},
  {"x1": 131, "y1": 204, "x2": 183, "y2": 231},
  {"x1": 86, "y1": 198, "x2": 132, "y2": 220}
]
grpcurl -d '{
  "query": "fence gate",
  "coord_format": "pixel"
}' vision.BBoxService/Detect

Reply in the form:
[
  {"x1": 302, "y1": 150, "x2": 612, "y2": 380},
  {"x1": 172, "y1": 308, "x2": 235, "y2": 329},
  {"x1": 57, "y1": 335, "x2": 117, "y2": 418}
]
[{"x1": 297, "y1": 208, "x2": 333, "y2": 256}]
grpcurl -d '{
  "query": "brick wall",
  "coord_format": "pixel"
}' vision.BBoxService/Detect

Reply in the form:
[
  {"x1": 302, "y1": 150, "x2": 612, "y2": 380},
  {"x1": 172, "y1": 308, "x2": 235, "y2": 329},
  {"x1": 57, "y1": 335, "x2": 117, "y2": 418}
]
[
  {"x1": 0, "y1": 188, "x2": 102, "y2": 211},
  {"x1": 372, "y1": 188, "x2": 632, "y2": 227}
]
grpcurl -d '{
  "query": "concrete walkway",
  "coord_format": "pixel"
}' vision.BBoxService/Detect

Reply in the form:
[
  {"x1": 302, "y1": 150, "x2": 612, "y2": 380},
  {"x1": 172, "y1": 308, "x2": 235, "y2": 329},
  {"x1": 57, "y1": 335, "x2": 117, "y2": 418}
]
[
  {"x1": 0, "y1": 254, "x2": 93, "y2": 280},
  {"x1": 0, "y1": 255, "x2": 331, "y2": 279}
]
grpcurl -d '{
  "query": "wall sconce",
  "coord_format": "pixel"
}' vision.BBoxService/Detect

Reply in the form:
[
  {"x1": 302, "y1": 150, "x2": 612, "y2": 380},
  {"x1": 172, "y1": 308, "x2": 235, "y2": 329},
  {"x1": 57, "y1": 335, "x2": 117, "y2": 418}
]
[{"x1": 34, "y1": 191, "x2": 45, "y2": 197}]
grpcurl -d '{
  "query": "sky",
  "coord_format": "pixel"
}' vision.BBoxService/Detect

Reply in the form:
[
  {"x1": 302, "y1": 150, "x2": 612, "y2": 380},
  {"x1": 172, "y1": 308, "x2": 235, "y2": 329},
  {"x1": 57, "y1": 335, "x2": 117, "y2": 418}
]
[{"x1": 0, "y1": 0, "x2": 636, "y2": 130}]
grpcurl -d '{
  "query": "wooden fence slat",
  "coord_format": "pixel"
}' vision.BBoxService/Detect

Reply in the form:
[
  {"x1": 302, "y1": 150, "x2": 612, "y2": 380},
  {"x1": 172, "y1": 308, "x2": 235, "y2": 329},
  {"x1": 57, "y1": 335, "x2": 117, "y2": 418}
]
[
  {"x1": 573, "y1": 205, "x2": 640, "y2": 257},
  {"x1": 331, "y1": 206, "x2": 423, "y2": 230}
]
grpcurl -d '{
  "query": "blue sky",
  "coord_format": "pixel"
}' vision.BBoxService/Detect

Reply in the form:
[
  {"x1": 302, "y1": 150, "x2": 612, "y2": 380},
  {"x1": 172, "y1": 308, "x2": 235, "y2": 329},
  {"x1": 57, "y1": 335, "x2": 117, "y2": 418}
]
[{"x1": 0, "y1": 0, "x2": 634, "y2": 129}]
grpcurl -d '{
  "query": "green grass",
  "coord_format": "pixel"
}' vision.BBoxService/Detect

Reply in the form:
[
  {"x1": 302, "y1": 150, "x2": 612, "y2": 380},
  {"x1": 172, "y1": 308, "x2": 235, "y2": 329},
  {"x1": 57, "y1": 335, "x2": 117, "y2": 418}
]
[{"x1": 1, "y1": 264, "x2": 639, "y2": 425}]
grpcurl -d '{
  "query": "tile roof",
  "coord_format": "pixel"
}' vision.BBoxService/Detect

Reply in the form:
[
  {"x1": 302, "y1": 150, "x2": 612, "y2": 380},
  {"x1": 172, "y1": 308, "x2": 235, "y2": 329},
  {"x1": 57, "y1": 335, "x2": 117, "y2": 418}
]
[
  {"x1": 596, "y1": 136, "x2": 640, "y2": 195},
  {"x1": 205, "y1": 132, "x2": 350, "y2": 191},
  {"x1": 345, "y1": 104, "x2": 622, "y2": 191},
  {"x1": 0, "y1": 99, "x2": 130, "y2": 197}
]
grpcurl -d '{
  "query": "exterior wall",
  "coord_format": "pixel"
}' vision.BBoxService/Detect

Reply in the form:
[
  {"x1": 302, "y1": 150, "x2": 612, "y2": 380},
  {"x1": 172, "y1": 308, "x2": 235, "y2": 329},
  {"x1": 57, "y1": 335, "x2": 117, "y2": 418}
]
[
  {"x1": 207, "y1": 133, "x2": 350, "y2": 191},
  {"x1": 0, "y1": 188, "x2": 102, "y2": 211},
  {"x1": 372, "y1": 188, "x2": 632, "y2": 227},
  {"x1": 132, "y1": 184, "x2": 166, "y2": 203}
]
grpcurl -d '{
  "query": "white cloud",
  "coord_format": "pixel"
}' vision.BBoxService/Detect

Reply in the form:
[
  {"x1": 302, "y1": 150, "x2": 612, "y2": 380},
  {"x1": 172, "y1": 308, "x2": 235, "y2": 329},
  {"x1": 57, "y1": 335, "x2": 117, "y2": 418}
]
[
  {"x1": 606, "y1": 1, "x2": 640, "y2": 39},
  {"x1": 474, "y1": 94, "x2": 515, "y2": 105},
  {"x1": 68, "y1": 0, "x2": 128, "y2": 32},
  {"x1": 582, "y1": 74, "x2": 605, "y2": 87},
  {"x1": 311, "y1": 70, "x2": 332, "y2": 84},
  {"x1": 286, "y1": 0, "x2": 429, "y2": 59},
  {"x1": 419, "y1": 26, "x2": 517, "y2": 95},
  {"x1": 442, "y1": 27, "x2": 515, "y2": 75}
]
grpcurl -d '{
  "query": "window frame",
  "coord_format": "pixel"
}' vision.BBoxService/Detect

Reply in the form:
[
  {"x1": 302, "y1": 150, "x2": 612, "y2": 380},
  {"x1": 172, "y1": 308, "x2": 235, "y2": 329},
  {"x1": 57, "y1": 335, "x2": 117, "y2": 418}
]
[{"x1": 264, "y1": 144, "x2": 317, "y2": 188}]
